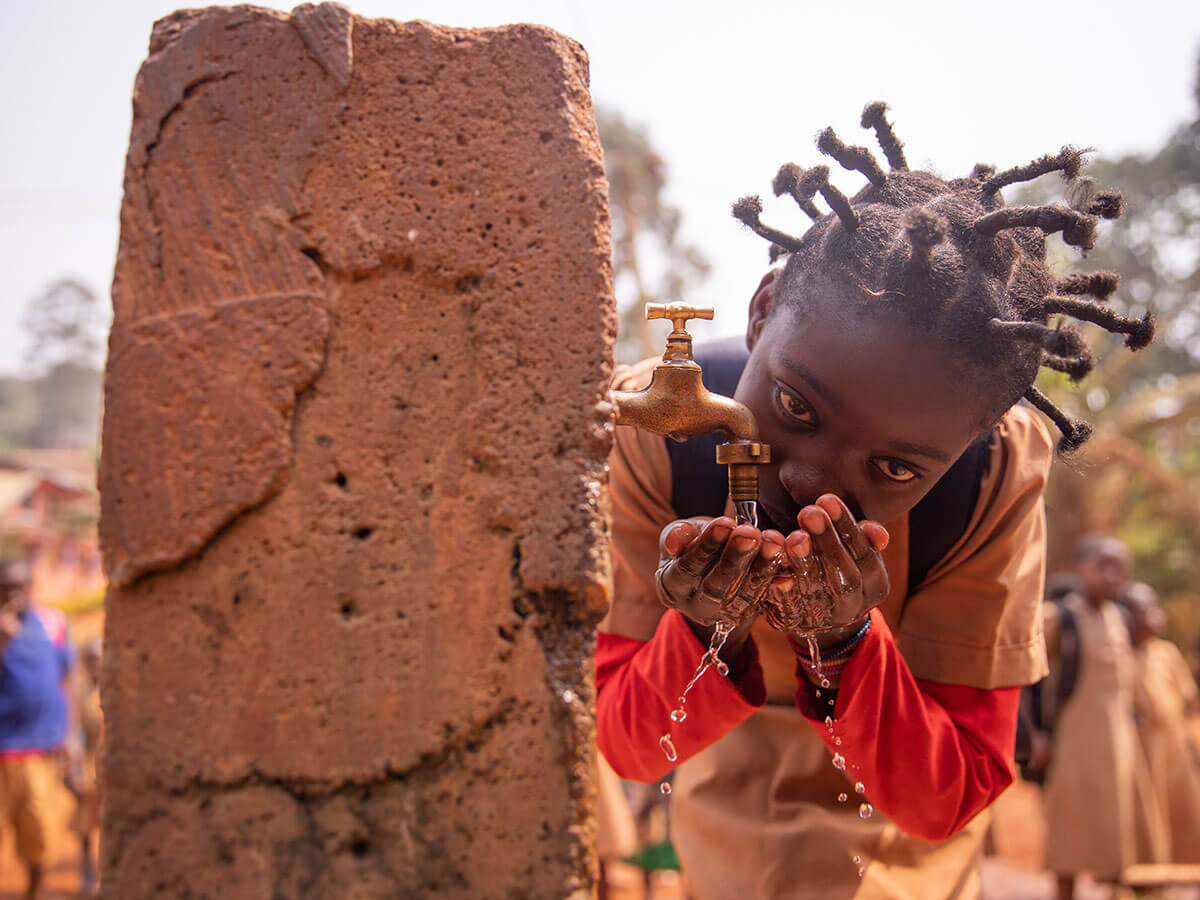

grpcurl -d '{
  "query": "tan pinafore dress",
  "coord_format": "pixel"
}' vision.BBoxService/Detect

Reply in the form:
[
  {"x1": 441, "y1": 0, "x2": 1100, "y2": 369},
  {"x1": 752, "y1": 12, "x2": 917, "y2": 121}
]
[{"x1": 1042, "y1": 596, "x2": 1165, "y2": 877}]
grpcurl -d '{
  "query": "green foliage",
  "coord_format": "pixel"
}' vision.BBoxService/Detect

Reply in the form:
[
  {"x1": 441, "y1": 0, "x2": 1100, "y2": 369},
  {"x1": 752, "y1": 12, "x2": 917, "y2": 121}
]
[{"x1": 1028, "y1": 56, "x2": 1200, "y2": 652}]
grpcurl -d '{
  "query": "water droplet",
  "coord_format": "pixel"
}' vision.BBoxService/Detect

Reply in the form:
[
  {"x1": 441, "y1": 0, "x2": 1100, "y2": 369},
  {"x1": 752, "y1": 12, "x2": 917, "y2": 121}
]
[
  {"x1": 658, "y1": 734, "x2": 678, "y2": 763},
  {"x1": 838, "y1": 793, "x2": 848, "y2": 803},
  {"x1": 859, "y1": 803, "x2": 874, "y2": 819},
  {"x1": 832, "y1": 753, "x2": 846, "y2": 771},
  {"x1": 670, "y1": 708, "x2": 687, "y2": 723},
  {"x1": 815, "y1": 689, "x2": 822, "y2": 698},
  {"x1": 854, "y1": 781, "x2": 865, "y2": 795},
  {"x1": 827, "y1": 699, "x2": 835, "y2": 706},
  {"x1": 659, "y1": 781, "x2": 672, "y2": 796},
  {"x1": 820, "y1": 677, "x2": 831, "y2": 689},
  {"x1": 824, "y1": 716, "x2": 834, "y2": 729},
  {"x1": 852, "y1": 855, "x2": 862, "y2": 865},
  {"x1": 716, "y1": 660, "x2": 729, "y2": 677},
  {"x1": 834, "y1": 737, "x2": 842, "y2": 746},
  {"x1": 858, "y1": 867, "x2": 866, "y2": 878}
]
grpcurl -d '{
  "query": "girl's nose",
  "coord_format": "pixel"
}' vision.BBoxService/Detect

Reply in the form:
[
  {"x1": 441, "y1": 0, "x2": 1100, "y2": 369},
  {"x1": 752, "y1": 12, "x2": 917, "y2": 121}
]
[{"x1": 778, "y1": 453, "x2": 864, "y2": 519}]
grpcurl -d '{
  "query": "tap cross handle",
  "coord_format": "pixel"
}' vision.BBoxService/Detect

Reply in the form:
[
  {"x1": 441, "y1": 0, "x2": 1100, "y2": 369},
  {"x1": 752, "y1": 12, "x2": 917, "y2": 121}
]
[{"x1": 645, "y1": 303, "x2": 714, "y2": 336}]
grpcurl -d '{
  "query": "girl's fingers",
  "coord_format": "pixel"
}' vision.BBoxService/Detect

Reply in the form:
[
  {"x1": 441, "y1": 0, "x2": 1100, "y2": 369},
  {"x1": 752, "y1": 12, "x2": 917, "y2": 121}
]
[
  {"x1": 658, "y1": 517, "x2": 732, "y2": 604},
  {"x1": 662, "y1": 521, "x2": 699, "y2": 557},
  {"x1": 815, "y1": 494, "x2": 876, "y2": 563},
  {"x1": 799, "y1": 505, "x2": 861, "y2": 597},
  {"x1": 861, "y1": 521, "x2": 890, "y2": 552},
  {"x1": 732, "y1": 531, "x2": 786, "y2": 609},
  {"x1": 696, "y1": 525, "x2": 762, "y2": 605}
]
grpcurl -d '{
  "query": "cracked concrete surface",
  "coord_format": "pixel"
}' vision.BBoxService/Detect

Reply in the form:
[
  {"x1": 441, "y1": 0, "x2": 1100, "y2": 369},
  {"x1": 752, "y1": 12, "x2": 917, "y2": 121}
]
[{"x1": 100, "y1": 5, "x2": 615, "y2": 897}]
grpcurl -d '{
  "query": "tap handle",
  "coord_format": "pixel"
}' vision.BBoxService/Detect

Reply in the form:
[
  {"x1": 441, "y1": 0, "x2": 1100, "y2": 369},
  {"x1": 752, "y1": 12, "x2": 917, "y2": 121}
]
[{"x1": 645, "y1": 303, "x2": 714, "y2": 336}]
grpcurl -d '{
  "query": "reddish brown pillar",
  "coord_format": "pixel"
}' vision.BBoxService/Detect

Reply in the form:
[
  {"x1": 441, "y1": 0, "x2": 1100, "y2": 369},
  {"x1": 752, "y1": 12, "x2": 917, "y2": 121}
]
[{"x1": 99, "y1": 5, "x2": 614, "y2": 896}]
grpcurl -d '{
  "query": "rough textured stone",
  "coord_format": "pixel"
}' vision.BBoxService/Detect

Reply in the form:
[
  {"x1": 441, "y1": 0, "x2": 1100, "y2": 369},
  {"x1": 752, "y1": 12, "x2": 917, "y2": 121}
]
[{"x1": 99, "y1": 5, "x2": 614, "y2": 898}]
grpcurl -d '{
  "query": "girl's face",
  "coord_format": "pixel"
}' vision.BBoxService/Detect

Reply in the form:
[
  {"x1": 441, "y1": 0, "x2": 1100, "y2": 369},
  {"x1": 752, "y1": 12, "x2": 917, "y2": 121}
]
[{"x1": 736, "y1": 272, "x2": 1000, "y2": 530}]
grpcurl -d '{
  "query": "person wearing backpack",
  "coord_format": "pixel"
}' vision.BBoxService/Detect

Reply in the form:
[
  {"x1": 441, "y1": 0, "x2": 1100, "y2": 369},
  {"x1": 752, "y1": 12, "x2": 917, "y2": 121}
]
[
  {"x1": 595, "y1": 104, "x2": 1155, "y2": 899},
  {"x1": 1041, "y1": 535, "x2": 1166, "y2": 900}
]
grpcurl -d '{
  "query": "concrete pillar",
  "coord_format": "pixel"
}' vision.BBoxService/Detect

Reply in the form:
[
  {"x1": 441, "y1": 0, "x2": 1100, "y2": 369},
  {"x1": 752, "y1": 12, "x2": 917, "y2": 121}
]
[{"x1": 99, "y1": 5, "x2": 614, "y2": 897}]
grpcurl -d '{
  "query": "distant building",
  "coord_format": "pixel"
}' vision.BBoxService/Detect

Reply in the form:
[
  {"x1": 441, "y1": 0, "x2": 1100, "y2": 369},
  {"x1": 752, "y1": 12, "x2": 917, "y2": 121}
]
[{"x1": 0, "y1": 449, "x2": 102, "y2": 607}]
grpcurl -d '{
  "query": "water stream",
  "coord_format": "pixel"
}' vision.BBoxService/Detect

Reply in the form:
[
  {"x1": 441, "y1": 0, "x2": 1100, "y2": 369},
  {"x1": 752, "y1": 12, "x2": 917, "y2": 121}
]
[{"x1": 654, "y1": 498, "x2": 873, "y2": 878}]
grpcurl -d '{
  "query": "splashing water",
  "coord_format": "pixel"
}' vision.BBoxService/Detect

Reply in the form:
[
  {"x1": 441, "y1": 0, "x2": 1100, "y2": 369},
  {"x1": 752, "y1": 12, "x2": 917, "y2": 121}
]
[
  {"x1": 852, "y1": 855, "x2": 862, "y2": 865},
  {"x1": 805, "y1": 635, "x2": 823, "y2": 681},
  {"x1": 734, "y1": 499, "x2": 758, "y2": 528},
  {"x1": 859, "y1": 802, "x2": 874, "y2": 819},
  {"x1": 658, "y1": 735, "x2": 677, "y2": 763},
  {"x1": 658, "y1": 619, "x2": 736, "y2": 767},
  {"x1": 832, "y1": 753, "x2": 846, "y2": 771},
  {"x1": 837, "y1": 792, "x2": 848, "y2": 803},
  {"x1": 656, "y1": 502, "x2": 759, "y2": 793},
  {"x1": 854, "y1": 781, "x2": 865, "y2": 795}
]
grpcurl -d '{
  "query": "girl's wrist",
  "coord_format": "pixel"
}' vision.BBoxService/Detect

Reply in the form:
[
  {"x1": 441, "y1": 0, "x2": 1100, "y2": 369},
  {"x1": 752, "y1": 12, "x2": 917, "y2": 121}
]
[
  {"x1": 787, "y1": 615, "x2": 872, "y2": 690},
  {"x1": 788, "y1": 613, "x2": 871, "y2": 652}
]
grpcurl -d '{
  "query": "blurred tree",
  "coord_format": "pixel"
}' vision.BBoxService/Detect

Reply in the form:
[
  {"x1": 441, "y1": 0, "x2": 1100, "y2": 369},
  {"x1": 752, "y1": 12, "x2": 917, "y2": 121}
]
[
  {"x1": 1028, "y1": 54, "x2": 1200, "y2": 648},
  {"x1": 0, "y1": 279, "x2": 104, "y2": 450},
  {"x1": 22, "y1": 279, "x2": 105, "y2": 373},
  {"x1": 597, "y1": 108, "x2": 710, "y2": 364}
]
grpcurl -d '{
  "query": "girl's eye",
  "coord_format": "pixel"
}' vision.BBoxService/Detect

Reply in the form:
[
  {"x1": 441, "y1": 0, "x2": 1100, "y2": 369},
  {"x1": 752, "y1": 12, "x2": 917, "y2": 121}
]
[
  {"x1": 774, "y1": 385, "x2": 815, "y2": 425},
  {"x1": 872, "y1": 458, "x2": 918, "y2": 484}
]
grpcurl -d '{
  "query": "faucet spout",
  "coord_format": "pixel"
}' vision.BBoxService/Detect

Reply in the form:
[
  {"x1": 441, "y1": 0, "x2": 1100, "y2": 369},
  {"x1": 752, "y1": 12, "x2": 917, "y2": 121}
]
[
  {"x1": 609, "y1": 363, "x2": 761, "y2": 444},
  {"x1": 610, "y1": 304, "x2": 770, "y2": 510}
]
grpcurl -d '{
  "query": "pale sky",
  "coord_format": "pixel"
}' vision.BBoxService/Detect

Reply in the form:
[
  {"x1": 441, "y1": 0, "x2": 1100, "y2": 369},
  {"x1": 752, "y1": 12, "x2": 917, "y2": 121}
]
[{"x1": 1, "y1": 0, "x2": 1196, "y2": 372}]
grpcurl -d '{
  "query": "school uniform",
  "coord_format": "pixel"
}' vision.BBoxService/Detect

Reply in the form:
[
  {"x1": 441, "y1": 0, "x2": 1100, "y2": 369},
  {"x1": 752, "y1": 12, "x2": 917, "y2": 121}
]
[
  {"x1": 597, "y1": 357, "x2": 1053, "y2": 899},
  {"x1": 1131, "y1": 636, "x2": 1200, "y2": 862},
  {"x1": 1041, "y1": 596, "x2": 1166, "y2": 878}
]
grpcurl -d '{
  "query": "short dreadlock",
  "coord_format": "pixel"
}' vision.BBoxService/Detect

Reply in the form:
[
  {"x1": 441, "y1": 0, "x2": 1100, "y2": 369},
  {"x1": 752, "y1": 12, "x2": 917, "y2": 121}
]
[{"x1": 732, "y1": 102, "x2": 1154, "y2": 453}]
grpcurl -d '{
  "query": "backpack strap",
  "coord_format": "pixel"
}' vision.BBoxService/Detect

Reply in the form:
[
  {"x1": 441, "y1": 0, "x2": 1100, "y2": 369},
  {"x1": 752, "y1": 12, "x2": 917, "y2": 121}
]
[
  {"x1": 1055, "y1": 602, "x2": 1080, "y2": 714},
  {"x1": 906, "y1": 436, "x2": 989, "y2": 592},
  {"x1": 1016, "y1": 600, "x2": 1081, "y2": 779}
]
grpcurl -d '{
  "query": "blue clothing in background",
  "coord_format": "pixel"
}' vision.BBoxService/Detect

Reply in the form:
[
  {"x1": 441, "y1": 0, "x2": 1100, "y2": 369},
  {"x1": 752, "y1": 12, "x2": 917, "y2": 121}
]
[{"x1": 0, "y1": 608, "x2": 75, "y2": 754}]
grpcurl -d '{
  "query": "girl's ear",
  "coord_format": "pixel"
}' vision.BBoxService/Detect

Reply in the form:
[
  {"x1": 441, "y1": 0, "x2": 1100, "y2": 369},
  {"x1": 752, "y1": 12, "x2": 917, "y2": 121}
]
[{"x1": 746, "y1": 269, "x2": 780, "y2": 351}]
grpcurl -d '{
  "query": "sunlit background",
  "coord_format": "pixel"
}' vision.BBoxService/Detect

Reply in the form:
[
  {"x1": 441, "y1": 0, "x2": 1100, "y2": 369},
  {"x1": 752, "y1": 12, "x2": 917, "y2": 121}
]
[{"x1": 0, "y1": 2, "x2": 1199, "y2": 897}]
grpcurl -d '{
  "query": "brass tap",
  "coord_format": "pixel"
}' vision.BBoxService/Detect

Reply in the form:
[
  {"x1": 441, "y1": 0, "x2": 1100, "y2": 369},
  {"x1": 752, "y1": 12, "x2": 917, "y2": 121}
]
[{"x1": 610, "y1": 304, "x2": 770, "y2": 512}]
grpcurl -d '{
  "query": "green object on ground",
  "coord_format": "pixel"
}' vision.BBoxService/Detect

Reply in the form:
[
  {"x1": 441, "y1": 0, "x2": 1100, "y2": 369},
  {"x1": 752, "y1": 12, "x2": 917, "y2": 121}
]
[{"x1": 622, "y1": 840, "x2": 680, "y2": 872}]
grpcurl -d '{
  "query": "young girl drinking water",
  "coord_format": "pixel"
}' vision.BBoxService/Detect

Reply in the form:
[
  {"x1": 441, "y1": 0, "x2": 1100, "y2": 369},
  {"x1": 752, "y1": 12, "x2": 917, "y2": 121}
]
[{"x1": 596, "y1": 103, "x2": 1154, "y2": 899}]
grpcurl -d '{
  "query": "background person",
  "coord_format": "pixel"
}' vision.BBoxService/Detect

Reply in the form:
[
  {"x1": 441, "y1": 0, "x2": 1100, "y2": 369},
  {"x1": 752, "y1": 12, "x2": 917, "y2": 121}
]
[
  {"x1": 0, "y1": 558, "x2": 76, "y2": 900},
  {"x1": 1120, "y1": 581, "x2": 1200, "y2": 864},
  {"x1": 1041, "y1": 535, "x2": 1165, "y2": 900}
]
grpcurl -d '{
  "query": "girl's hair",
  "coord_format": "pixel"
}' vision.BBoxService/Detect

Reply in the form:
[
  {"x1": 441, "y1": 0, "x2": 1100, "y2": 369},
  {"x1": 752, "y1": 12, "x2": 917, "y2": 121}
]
[{"x1": 733, "y1": 102, "x2": 1153, "y2": 452}]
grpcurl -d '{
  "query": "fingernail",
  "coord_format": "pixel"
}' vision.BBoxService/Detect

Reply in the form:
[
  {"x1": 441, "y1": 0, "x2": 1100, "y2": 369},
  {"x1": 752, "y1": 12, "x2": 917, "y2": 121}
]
[
  {"x1": 761, "y1": 541, "x2": 783, "y2": 560},
  {"x1": 733, "y1": 535, "x2": 757, "y2": 552},
  {"x1": 803, "y1": 509, "x2": 826, "y2": 535},
  {"x1": 711, "y1": 525, "x2": 732, "y2": 542},
  {"x1": 786, "y1": 532, "x2": 810, "y2": 555},
  {"x1": 821, "y1": 499, "x2": 843, "y2": 521}
]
